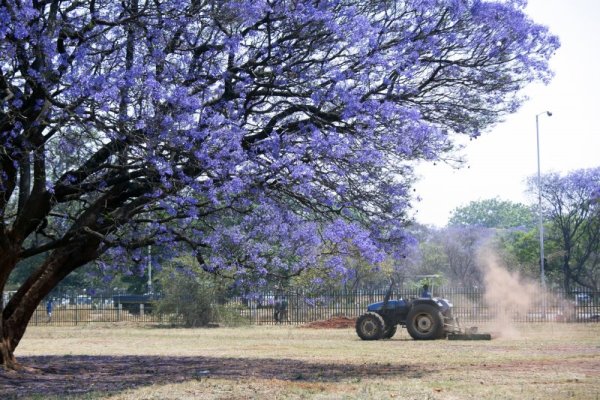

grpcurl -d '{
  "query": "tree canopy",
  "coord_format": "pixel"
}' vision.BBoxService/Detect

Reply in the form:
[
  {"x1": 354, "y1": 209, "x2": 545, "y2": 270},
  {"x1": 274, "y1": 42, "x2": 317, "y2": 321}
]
[
  {"x1": 448, "y1": 198, "x2": 536, "y2": 229},
  {"x1": 530, "y1": 167, "x2": 600, "y2": 292},
  {"x1": 1, "y1": 0, "x2": 558, "y2": 367}
]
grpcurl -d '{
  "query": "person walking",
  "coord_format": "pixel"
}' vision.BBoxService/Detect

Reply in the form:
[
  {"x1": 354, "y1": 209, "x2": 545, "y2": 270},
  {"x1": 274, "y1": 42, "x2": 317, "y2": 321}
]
[
  {"x1": 273, "y1": 295, "x2": 281, "y2": 323},
  {"x1": 273, "y1": 294, "x2": 289, "y2": 324},
  {"x1": 279, "y1": 295, "x2": 288, "y2": 323},
  {"x1": 46, "y1": 298, "x2": 53, "y2": 323}
]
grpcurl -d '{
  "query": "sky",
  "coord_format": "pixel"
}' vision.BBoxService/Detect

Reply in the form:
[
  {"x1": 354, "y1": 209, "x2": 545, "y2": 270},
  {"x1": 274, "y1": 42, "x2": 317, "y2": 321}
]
[{"x1": 411, "y1": 0, "x2": 600, "y2": 227}]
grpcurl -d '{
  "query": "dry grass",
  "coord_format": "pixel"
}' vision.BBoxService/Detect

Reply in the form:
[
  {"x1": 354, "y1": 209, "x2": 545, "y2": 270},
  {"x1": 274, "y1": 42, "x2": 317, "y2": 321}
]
[{"x1": 4, "y1": 323, "x2": 600, "y2": 399}]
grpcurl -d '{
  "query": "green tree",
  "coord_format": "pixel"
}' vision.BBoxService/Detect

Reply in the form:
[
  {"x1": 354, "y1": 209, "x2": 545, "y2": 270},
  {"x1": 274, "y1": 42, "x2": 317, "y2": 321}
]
[
  {"x1": 417, "y1": 241, "x2": 449, "y2": 277},
  {"x1": 529, "y1": 168, "x2": 600, "y2": 292},
  {"x1": 409, "y1": 226, "x2": 491, "y2": 286},
  {"x1": 448, "y1": 198, "x2": 536, "y2": 229},
  {"x1": 493, "y1": 228, "x2": 561, "y2": 283}
]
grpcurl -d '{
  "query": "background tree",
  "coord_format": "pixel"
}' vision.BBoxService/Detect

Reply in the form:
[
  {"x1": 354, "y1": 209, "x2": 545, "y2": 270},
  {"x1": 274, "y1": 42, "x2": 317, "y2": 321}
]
[
  {"x1": 494, "y1": 228, "x2": 544, "y2": 280},
  {"x1": 440, "y1": 226, "x2": 490, "y2": 286},
  {"x1": 447, "y1": 198, "x2": 539, "y2": 282},
  {"x1": 529, "y1": 167, "x2": 600, "y2": 292},
  {"x1": 155, "y1": 256, "x2": 246, "y2": 327},
  {"x1": 407, "y1": 225, "x2": 490, "y2": 286},
  {"x1": 0, "y1": 0, "x2": 558, "y2": 368},
  {"x1": 413, "y1": 239, "x2": 449, "y2": 277},
  {"x1": 290, "y1": 255, "x2": 392, "y2": 294},
  {"x1": 448, "y1": 198, "x2": 536, "y2": 229},
  {"x1": 5, "y1": 256, "x2": 101, "y2": 293}
]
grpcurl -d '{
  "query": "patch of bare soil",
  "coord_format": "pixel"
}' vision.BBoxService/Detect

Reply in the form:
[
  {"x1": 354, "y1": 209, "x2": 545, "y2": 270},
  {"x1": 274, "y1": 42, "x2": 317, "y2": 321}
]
[
  {"x1": 0, "y1": 355, "x2": 427, "y2": 398},
  {"x1": 302, "y1": 316, "x2": 356, "y2": 329}
]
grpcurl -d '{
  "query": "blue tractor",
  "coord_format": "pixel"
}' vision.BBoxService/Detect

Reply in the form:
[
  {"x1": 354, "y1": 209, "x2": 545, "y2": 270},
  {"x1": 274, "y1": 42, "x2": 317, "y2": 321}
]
[
  {"x1": 355, "y1": 282, "x2": 489, "y2": 340},
  {"x1": 356, "y1": 296, "x2": 456, "y2": 340}
]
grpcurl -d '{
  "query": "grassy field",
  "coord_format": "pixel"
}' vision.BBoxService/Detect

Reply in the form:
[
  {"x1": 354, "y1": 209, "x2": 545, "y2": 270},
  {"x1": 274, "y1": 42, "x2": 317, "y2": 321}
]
[{"x1": 2, "y1": 323, "x2": 599, "y2": 399}]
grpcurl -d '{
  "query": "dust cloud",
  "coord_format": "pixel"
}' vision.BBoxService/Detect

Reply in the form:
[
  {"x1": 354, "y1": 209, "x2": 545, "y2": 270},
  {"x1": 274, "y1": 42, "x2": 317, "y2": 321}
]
[{"x1": 477, "y1": 248, "x2": 541, "y2": 339}]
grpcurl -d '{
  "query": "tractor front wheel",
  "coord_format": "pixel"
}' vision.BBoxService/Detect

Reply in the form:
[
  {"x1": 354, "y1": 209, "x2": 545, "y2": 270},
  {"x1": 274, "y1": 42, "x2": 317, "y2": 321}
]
[
  {"x1": 356, "y1": 312, "x2": 385, "y2": 340},
  {"x1": 406, "y1": 304, "x2": 444, "y2": 340}
]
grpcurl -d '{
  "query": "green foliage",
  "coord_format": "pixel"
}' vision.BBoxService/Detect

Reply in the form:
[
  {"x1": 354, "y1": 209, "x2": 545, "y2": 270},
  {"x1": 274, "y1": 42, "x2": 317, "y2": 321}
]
[
  {"x1": 289, "y1": 253, "x2": 393, "y2": 293},
  {"x1": 417, "y1": 241, "x2": 450, "y2": 276},
  {"x1": 493, "y1": 229, "x2": 540, "y2": 279},
  {"x1": 529, "y1": 168, "x2": 600, "y2": 291},
  {"x1": 414, "y1": 274, "x2": 446, "y2": 291},
  {"x1": 6, "y1": 254, "x2": 43, "y2": 291},
  {"x1": 500, "y1": 230, "x2": 539, "y2": 264},
  {"x1": 406, "y1": 225, "x2": 489, "y2": 287},
  {"x1": 7, "y1": 255, "x2": 102, "y2": 294},
  {"x1": 494, "y1": 223, "x2": 567, "y2": 286},
  {"x1": 448, "y1": 198, "x2": 536, "y2": 229},
  {"x1": 156, "y1": 256, "x2": 249, "y2": 327}
]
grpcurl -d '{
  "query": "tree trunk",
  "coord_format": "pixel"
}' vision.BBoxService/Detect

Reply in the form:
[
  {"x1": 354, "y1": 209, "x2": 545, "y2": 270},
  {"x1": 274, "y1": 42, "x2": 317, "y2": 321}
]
[
  {"x1": 0, "y1": 337, "x2": 18, "y2": 370},
  {"x1": 562, "y1": 256, "x2": 572, "y2": 293},
  {"x1": 0, "y1": 317, "x2": 21, "y2": 370},
  {"x1": 0, "y1": 243, "x2": 20, "y2": 369},
  {"x1": 0, "y1": 241, "x2": 100, "y2": 369}
]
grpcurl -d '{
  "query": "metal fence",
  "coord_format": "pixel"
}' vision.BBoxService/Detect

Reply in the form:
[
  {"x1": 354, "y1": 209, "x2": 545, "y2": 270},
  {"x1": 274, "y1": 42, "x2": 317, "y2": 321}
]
[
  {"x1": 5, "y1": 286, "x2": 598, "y2": 327},
  {"x1": 236, "y1": 287, "x2": 600, "y2": 325},
  {"x1": 27, "y1": 293, "x2": 166, "y2": 326}
]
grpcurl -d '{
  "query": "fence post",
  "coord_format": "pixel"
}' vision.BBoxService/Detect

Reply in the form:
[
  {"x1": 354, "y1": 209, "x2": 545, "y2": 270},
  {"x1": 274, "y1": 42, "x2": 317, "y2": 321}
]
[{"x1": 295, "y1": 290, "x2": 299, "y2": 324}]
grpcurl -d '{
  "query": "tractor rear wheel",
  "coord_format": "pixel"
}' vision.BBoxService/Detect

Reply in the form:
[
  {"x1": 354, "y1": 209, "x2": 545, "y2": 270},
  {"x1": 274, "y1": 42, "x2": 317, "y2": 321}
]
[
  {"x1": 356, "y1": 312, "x2": 385, "y2": 340},
  {"x1": 382, "y1": 324, "x2": 397, "y2": 339},
  {"x1": 406, "y1": 304, "x2": 444, "y2": 340}
]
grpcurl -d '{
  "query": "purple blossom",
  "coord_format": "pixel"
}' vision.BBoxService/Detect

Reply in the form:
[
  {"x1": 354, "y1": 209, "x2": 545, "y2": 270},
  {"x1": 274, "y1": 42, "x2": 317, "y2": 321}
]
[{"x1": 2, "y1": 0, "x2": 558, "y2": 301}]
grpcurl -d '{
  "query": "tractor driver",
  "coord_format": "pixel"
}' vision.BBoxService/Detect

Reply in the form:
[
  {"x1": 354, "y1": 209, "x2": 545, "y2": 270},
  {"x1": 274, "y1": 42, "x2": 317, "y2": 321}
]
[{"x1": 421, "y1": 284, "x2": 432, "y2": 298}]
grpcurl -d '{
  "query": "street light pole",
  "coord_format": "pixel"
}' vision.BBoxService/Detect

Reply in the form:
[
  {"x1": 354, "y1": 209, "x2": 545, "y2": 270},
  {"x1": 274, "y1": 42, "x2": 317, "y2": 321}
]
[{"x1": 536, "y1": 111, "x2": 552, "y2": 290}]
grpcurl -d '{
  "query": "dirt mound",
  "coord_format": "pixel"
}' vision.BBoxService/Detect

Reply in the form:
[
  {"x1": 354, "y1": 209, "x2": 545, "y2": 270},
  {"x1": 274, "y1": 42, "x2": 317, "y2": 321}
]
[{"x1": 302, "y1": 315, "x2": 356, "y2": 329}]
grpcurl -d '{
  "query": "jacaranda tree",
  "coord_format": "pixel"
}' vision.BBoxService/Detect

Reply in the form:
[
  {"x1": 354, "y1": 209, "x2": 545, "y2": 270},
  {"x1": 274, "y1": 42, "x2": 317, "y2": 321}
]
[
  {"x1": 1, "y1": 0, "x2": 557, "y2": 367},
  {"x1": 530, "y1": 167, "x2": 600, "y2": 292}
]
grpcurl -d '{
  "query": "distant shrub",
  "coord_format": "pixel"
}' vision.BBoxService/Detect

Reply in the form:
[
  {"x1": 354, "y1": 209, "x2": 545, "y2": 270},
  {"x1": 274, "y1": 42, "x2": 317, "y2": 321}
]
[{"x1": 156, "y1": 258, "x2": 249, "y2": 327}]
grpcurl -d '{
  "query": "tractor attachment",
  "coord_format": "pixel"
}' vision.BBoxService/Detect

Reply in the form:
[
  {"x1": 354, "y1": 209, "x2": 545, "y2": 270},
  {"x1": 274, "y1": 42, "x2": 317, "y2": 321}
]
[{"x1": 446, "y1": 323, "x2": 492, "y2": 341}]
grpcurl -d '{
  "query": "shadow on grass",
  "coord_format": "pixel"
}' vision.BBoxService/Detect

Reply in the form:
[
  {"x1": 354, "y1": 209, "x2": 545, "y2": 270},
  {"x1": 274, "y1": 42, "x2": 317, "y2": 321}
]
[{"x1": 1, "y1": 354, "x2": 432, "y2": 398}]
